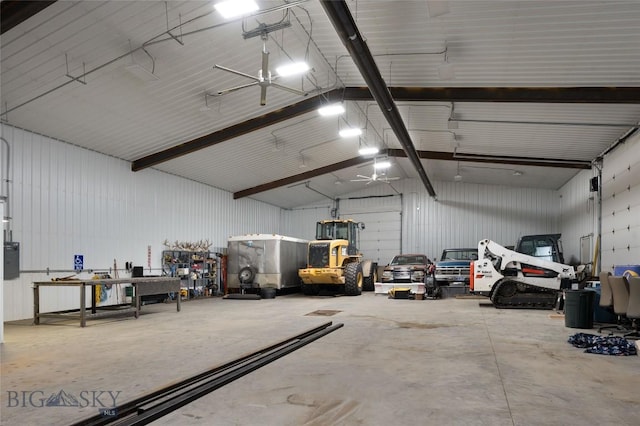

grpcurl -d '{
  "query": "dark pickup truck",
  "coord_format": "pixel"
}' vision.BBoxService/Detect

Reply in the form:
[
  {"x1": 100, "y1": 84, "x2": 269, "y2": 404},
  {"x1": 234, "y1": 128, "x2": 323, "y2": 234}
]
[{"x1": 381, "y1": 254, "x2": 433, "y2": 284}]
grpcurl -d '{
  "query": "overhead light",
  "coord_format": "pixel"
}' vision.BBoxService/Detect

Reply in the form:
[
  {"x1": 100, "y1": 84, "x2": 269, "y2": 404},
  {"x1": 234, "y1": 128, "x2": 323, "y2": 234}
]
[
  {"x1": 374, "y1": 161, "x2": 391, "y2": 170},
  {"x1": 359, "y1": 146, "x2": 379, "y2": 156},
  {"x1": 334, "y1": 179, "x2": 343, "y2": 185},
  {"x1": 513, "y1": 170, "x2": 523, "y2": 176},
  {"x1": 318, "y1": 103, "x2": 345, "y2": 116},
  {"x1": 2, "y1": 216, "x2": 10, "y2": 223},
  {"x1": 339, "y1": 128, "x2": 362, "y2": 138},
  {"x1": 275, "y1": 61, "x2": 310, "y2": 77},
  {"x1": 299, "y1": 156, "x2": 307, "y2": 168},
  {"x1": 214, "y1": 0, "x2": 259, "y2": 19}
]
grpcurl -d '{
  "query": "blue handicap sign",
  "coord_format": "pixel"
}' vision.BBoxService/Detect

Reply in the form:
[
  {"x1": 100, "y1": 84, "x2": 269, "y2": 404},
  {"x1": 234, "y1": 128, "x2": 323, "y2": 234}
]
[{"x1": 74, "y1": 255, "x2": 84, "y2": 272}]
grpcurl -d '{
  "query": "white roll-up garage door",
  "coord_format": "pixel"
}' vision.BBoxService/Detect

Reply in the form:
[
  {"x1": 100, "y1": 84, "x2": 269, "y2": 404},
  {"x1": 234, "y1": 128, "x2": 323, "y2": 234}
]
[
  {"x1": 349, "y1": 211, "x2": 401, "y2": 265},
  {"x1": 340, "y1": 195, "x2": 403, "y2": 265},
  {"x1": 601, "y1": 133, "x2": 640, "y2": 270}
]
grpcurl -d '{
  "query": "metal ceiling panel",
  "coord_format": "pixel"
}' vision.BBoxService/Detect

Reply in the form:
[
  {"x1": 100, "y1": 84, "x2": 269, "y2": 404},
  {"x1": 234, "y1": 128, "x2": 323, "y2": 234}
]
[
  {"x1": 2, "y1": 1, "x2": 639, "y2": 208},
  {"x1": 346, "y1": 1, "x2": 640, "y2": 86}
]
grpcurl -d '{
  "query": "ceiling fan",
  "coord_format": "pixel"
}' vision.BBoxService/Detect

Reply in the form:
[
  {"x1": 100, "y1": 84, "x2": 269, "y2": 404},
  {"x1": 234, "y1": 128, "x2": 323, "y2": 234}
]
[
  {"x1": 212, "y1": 38, "x2": 308, "y2": 106},
  {"x1": 351, "y1": 159, "x2": 400, "y2": 184}
]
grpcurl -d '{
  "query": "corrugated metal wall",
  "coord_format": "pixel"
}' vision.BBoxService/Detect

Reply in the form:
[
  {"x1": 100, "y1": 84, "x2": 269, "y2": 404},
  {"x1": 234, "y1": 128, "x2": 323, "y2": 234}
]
[
  {"x1": 601, "y1": 131, "x2": 640, "y2": 271},
  {"x1": 282, "y1": 178, "x2": 561, "y2": 264},
  {"x1": 558, "y1": 169, "x2": 598, "y2": 266},
  {"x1": 1, "y1": 124, "x2": 280, "y2": 320}
]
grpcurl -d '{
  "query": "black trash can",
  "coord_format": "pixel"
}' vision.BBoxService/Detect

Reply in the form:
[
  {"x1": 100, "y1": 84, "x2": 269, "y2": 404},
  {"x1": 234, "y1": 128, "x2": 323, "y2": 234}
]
[{"x1": 564, "y1": 290, "x2": 595, "y2": 329}]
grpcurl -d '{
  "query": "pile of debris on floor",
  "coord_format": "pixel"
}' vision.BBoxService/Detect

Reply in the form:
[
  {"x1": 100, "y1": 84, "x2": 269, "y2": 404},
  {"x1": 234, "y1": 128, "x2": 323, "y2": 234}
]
[{"x1": 568, "y1": 333, "x2": 638, "y2": 356}]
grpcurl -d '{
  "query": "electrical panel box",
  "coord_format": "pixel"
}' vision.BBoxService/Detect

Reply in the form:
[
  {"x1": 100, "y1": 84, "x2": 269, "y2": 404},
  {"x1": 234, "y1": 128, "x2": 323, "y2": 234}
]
[{"x1": 4, "y1": 242, "x2": 20, "y2": 280}]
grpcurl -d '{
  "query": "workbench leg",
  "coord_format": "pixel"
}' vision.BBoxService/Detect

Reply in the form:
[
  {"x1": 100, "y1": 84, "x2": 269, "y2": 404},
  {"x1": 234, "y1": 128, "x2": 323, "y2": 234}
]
[
  {"x1": 91, "y1": 285, "x2": 97, "y2": 314},
  {"x1": 80, "y1": 284, "x2": 86, "y2": 327},
  {"x1": 33, "y1": 285, "x2": 40, "y2": 325},
  {"x1": 177, "y1": 290, "x2": 181, "y2": 312}
]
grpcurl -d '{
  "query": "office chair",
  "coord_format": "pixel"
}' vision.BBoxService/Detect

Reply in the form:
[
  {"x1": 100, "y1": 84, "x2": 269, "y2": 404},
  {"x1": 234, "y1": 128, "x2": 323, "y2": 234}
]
[
  {"x1": 624, "y1": 276, "x2": 640, "y2": 339},
  {"x1": 607, "y1": 275, "x2": 631, "y2": 334},
  {"x1": 597, "y1": 271, "x2": 620, "y2": 333}
]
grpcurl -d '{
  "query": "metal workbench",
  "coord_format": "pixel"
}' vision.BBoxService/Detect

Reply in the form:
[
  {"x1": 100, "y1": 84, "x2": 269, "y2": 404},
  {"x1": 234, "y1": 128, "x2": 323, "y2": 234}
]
[{"x1": 32, "y1": 277, "x2": 181, "y2": 327}]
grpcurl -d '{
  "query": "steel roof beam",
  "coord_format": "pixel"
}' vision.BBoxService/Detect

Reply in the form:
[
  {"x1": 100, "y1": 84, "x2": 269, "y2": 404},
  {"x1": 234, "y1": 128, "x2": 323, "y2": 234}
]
[
  {"x1": 385, "y1": 149, "x2": 592, "y2": 169},
  {"x1": 343, "y1": 86, "x2": 640, "y2": 104},
  {"x1": 320, "y1": 0, "x2": 436, "y2": 197},
  {"x1": 233, "y1": 149, "x2": 591, "y2": 199},
  {"x1": 131, "y1": 90, "x2": 343, "y2": 172},
  {"x1": 131, "y1": 86, "x2": 637, "y2": 172},
  {"x1": 233, "y1": 156, "x2": 372, "y2": 200},
  {"x1": 0, "y1": 1, "x2": 56, "y2": 35}
]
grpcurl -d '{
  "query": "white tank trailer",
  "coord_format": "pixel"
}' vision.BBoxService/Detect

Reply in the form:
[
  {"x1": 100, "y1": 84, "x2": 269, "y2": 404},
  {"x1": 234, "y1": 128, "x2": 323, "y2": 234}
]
[{"x1": 227, "y1": 234, "x2": 309, "y2": 290}]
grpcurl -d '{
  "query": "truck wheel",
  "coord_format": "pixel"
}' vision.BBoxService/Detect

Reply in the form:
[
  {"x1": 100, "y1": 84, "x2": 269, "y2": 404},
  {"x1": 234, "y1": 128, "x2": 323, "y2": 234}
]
[
  {"x1": 344, "y1": 263, "x2": 363, "y2": 296},
  {"x1": 363, "y1": 263, "x2": 377, "y2": 291}
]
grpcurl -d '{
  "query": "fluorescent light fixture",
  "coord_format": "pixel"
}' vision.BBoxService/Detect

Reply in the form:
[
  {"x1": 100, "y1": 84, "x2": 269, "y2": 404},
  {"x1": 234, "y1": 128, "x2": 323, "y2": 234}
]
[
  {"x1": 359, "y1": 146, "x2": 379, "y2": 156},
  {"x1": 454, "y1": 174, "x2": 462, "y2": 182},
  {"x1": 214, "y1": 0, "x2": 259, "y2": 19},
  {"x1": 374, "y1": 161, "x2": 391, "y2": 170},
  {"x1": 513, "y1": 170, "x2": 523, "y2": 176},
  {"x1": 339, "y1": 128, "x2": 362, "y2": 138},
  {"x1": 275, "y1": 61, "x2": 310, "y2": 77},
  {"x1": 318, "y1": 103, "x2": 345, "y2": 116}
]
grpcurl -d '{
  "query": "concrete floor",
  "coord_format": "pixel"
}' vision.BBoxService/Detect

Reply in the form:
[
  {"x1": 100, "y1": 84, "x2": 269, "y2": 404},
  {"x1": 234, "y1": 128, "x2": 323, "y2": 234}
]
[{"x1": 1, "y1": 293, "x2": 638, "y2": 426}]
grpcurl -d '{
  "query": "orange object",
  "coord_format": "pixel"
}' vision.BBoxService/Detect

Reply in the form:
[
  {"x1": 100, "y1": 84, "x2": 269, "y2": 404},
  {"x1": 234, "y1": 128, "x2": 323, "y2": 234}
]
[{"x1": 522, "y1": 267, "x2": 545, "y2": 275}]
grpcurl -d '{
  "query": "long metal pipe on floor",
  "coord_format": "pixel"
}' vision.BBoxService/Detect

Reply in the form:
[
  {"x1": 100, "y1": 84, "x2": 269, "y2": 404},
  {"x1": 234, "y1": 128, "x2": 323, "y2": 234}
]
[{"x1": 70, "y1": 321, "x2": 343, "y2": 426}]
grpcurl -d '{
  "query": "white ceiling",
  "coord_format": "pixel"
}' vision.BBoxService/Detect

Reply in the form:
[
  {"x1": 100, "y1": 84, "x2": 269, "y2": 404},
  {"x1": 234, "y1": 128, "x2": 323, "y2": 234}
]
[{"x1": 2, "y1": 0, "x2": 639, "y2": 208}]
